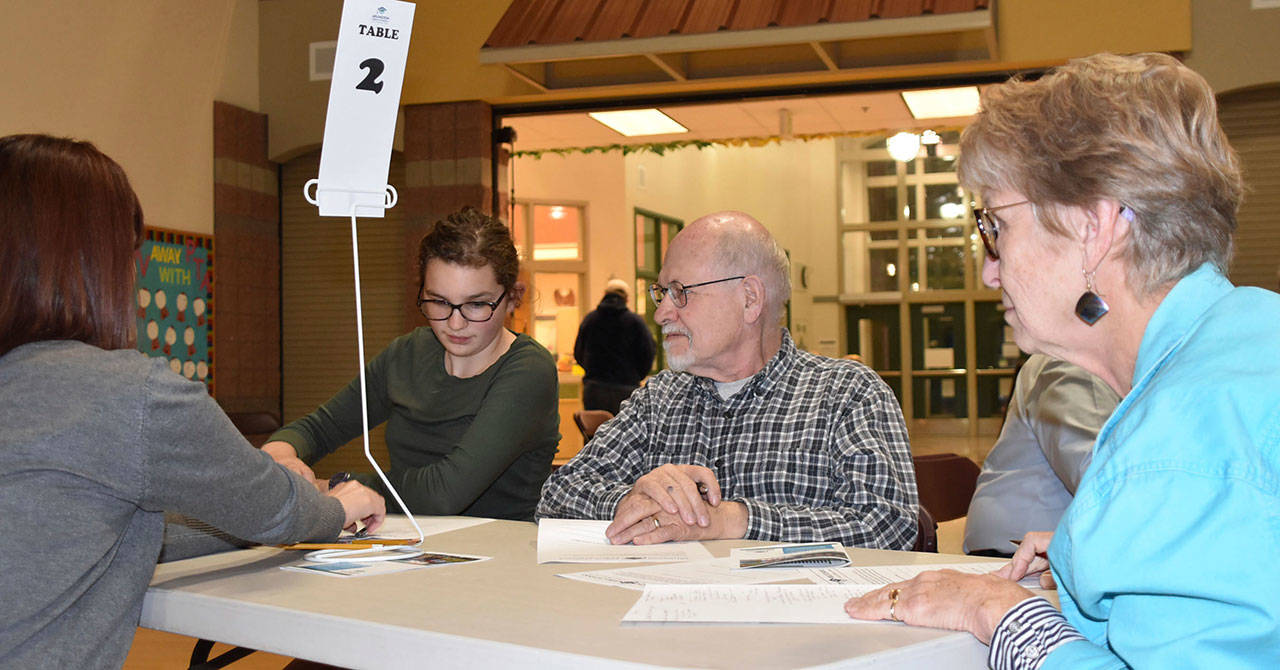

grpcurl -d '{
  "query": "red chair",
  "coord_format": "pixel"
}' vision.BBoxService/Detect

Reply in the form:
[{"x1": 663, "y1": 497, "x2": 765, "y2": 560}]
[
  {"x1": 911, "y1": 453, "x2": 981, "y2": 523},
  {"x1": 913, "y1": 504, "x2": 939, "y2": 553},
  {"x1": 572, "y1": 409, "x2": 614, "y2": 444},
  {"x1": 227, "y1": 411, "x2": 280, "y2": 448}
]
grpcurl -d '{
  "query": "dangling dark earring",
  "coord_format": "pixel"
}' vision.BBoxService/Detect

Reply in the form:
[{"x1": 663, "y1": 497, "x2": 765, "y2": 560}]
[{"x1": 1075, "y1": 270, "x2": 1109, "y2": 325}]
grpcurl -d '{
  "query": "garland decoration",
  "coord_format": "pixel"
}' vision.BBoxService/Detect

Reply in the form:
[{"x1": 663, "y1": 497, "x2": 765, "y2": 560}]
[{"x1": 509, "y1": 126, "x2": 966, "y2": 160}]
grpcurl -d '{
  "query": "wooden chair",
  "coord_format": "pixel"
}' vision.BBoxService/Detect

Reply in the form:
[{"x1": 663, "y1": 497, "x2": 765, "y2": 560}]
[
  {"x1": 912, "y1": 504, "x2": 939, "y2": 553},
  {"x1": 912, "y1": 453, "x2": 981, "y2": 523},
  {"x1": 226, "y1": 411, "x2": 280, "y2": 448},
  {"x1": 572, "y1": 409, "x2": 614, "y2": 443}
]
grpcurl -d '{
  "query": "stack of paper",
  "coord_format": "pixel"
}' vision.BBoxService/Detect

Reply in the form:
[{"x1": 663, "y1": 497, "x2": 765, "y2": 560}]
[{"x1": 536, "y1": 519, "x2": 713, "y2": 564}]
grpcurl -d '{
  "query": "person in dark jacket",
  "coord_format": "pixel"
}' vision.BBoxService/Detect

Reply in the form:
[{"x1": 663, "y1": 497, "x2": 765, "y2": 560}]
[{"x1": 573, "y1": 279, "x2": 655, "y2": 415}]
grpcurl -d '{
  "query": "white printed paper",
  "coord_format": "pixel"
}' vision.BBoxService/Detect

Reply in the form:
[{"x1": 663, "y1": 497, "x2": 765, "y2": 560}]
[
  {"x1": 622, "y1": 584, "x2": 880, "y2": 624},
  {"x1": 362, "y1": 515, "x2": 492, "y2": 541},
  {"x1": 560, "y1": 558, "x2": 798, "y2": 591},
  {"x1": 536, "y1": 519, "x2": 713, "y2": 564}
]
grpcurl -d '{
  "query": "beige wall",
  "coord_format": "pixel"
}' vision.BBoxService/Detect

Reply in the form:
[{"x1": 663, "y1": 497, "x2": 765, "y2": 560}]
[
  {"x1": 258, "y1": 0, "x2": 343, "y2": 160},
  {"x1": 1185, "y1": 0, "x2": 1280, "y2": 93},
  {"x1": 217, "y1": 0, "x2": 262, "y2": 111},
  {"x1": 510, "y1": 152, "x2": 630, "y2": 307},
  {"x1": 0, "y1": 0, "x2": 259, "y2": 235},
  {"x1": 997, "y1": 0, "x2": 1190, "y2": 62}
]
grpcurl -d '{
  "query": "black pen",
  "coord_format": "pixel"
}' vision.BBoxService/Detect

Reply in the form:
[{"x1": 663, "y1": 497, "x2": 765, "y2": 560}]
[{"x1": 329, "y1": 472, "x2": 369, "y2": 537}]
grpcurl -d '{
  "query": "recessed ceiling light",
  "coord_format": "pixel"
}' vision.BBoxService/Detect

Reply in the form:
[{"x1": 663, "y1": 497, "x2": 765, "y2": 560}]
[
  {"x1": 901, "y1": 86, "x2": 981, "y2": 119},
  {"x1": 588, "y1": 109, "x2": 688, "y2": 137}
]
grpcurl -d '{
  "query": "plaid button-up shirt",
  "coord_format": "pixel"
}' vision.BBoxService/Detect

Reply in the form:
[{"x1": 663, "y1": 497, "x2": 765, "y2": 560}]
[{"x1": 538, "y1": 331, "x2": 918, "y2": 549}]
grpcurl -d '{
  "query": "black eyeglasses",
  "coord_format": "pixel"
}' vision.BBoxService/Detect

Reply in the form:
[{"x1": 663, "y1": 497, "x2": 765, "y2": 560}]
[
  {"x1": 971, "y1": 200, "x2": 1030, "y2": 259},
  {"x1": 648, "y1": 276, "x2": 745, "y2": 308},
  {"x1": 417, "y1": 289, "x2": 507, "y2": 322}
]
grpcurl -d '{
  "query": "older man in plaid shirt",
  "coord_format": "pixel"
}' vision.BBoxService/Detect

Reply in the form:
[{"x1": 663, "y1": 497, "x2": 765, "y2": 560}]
[{"x1": 538, "y1": 212, "x2": 918, "y2": 549}]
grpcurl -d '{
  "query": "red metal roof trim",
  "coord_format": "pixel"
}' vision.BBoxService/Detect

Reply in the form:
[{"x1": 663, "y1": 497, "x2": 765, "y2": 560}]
[{"x1": 484, "y1": 0, "x2": 989, "y2": 49}]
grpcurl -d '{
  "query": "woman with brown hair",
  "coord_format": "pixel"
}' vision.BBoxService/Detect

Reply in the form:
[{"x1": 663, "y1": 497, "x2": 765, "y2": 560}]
[
  {"x1": 262, "y1": 207, "x2": 560, "y2": 522},
  {"x1": 0, "y1": 134, "x2": 386, "y2": 667}
]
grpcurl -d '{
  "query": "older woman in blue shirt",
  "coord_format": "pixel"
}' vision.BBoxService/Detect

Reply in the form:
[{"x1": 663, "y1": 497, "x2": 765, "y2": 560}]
[{"x1": 846, "y1": 52, "x2": 1280, "y2": 668}]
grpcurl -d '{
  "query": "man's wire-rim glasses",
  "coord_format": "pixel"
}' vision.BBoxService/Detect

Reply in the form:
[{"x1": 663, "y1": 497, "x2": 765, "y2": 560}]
[
  {"x1": 417, "y1": 288, "x2": 508, "y2": 322},
  {"x1": 971, "y1": 200, "x2": 1030, "y2": 260},
  {"x1": 648, "y1": 276, "x2": 746, "y2": 308}
]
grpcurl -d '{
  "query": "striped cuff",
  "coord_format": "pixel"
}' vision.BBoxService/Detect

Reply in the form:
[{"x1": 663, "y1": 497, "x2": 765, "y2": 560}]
[{"x1": 988, "y1": 597, "x2": 1085, "y2": 670}]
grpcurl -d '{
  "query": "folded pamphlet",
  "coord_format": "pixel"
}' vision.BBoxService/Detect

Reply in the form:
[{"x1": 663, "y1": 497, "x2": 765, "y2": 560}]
[{"x1": 731, "y1": 542, "x2": 851, "y2": 569}]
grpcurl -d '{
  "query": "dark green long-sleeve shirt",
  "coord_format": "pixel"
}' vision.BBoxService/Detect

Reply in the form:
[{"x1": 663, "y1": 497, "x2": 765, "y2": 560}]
[{"x1": 271, "y1": 328, "x2": 560, "y2": 521}]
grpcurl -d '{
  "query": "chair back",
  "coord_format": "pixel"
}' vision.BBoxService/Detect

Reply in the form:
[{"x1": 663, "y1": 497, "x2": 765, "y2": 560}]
[
  {"x1": 572, "y1": 409, "x2": 614, "y2": 443},
  {"x1": 573, "y1": 409, "x2": 611, "y2": 445},
  {"x1": 912, "y1": 504, "x2": 938, "y2": 553},
  {"x1": 911, "y1": 453, "x2": 980, "y2": 523},
  {"x1": 227, "y1": 411, "x2": 281, "y2": 448}
]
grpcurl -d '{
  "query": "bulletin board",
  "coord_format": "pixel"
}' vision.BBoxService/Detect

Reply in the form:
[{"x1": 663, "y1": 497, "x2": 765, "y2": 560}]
[{"x1": 134, "y1": 227, "x2": 214, "y2": 393}]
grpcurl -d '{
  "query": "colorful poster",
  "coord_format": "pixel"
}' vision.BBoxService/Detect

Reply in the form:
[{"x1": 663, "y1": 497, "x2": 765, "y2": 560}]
[{"x1": 134, "y1": 229, "x2": 214, "y2": 391}]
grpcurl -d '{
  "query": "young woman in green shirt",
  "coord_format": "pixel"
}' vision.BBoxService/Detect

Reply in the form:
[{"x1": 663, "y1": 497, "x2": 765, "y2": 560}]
[{"x1": 263, "y1": 207, "x2": 561, "y2": 522}]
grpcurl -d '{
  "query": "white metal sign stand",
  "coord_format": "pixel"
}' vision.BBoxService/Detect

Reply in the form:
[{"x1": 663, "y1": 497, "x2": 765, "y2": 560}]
[{"x1": 303, "y1": 0, "x2": 423, "y2": 562}]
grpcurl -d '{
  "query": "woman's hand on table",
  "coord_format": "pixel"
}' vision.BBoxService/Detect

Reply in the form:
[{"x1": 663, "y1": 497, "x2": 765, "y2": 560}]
[
  {"x1": 995, "y1": 531, "x2": 1056, "y2": 589},
  {"x1": 843, "y1": 570, "x2": 1035, "y2": 644},
  {"x1": 327, "y1": 480, "x2": 386, "y2": 534},
  {"x1": 262, "y1": 440, "x2": 319, "y2": 488}
]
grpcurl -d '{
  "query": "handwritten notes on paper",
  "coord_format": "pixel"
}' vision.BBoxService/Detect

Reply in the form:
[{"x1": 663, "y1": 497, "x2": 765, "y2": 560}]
[
  {"x1": 622, "y1": 584, "x2": 880, "y2": 624},
  {"x1": 537, "y1": 519, "x2": 713, "y2": 564},
  {"x1": 806, "y1": 560, "x2": 1008, "y2": 585}
]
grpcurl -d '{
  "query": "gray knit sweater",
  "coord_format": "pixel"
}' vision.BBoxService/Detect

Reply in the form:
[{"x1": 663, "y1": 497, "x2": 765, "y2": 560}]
[{"x1": 0, "y1": 341, "x2": 344, "y2": 668}]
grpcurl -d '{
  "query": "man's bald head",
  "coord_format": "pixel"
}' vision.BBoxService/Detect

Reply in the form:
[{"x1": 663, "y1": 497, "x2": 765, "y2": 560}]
[{"x1": 678, "y1": 211, "x2": 790, "y2": 323}]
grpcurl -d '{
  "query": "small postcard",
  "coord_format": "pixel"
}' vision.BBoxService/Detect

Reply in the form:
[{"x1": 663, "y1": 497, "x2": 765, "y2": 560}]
[
  {"x1": 282, "y1": 551, "x2": 490, "y2": 578},
  {"x1": 731, "y1": 542, "x2": 850, "y2": 569}
]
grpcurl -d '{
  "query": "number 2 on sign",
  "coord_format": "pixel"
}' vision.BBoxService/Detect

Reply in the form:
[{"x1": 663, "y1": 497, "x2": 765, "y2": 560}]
[{"x1": 356, "y1": 58, "x2": 384, "y2": 94}]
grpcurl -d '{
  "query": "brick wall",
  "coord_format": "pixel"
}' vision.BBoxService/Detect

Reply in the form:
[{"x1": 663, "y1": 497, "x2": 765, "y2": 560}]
[
  {"x1": 212, "y1": 101, "x2": 281, "y2": 419},
  {"x1": 401, "y1": 100, "x2": 497, "y2": 330}
]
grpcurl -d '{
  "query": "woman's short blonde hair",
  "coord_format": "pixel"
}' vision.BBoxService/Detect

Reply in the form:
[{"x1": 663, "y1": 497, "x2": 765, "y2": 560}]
[{"x1": 958, "y1": 52, "x2": 1243, "y2": 296}]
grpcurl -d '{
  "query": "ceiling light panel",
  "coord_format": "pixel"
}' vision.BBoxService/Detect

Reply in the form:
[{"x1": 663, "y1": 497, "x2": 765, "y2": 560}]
[
  {"x1": 588, "y1": 109, "x2": 689, "y2": 137},
  {"x1": 900, "y1": 86, "x2": 981, "y2": 119}
]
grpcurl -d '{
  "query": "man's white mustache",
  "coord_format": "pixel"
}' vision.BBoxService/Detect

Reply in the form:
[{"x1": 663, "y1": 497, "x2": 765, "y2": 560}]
[{"x1": 661, "y1": 325, "x2": 690, "y2": 338}]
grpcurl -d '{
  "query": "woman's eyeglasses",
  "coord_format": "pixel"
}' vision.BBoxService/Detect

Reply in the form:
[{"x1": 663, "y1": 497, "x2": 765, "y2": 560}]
[
  {"x1": 648, "y1": 276, "x2": 745, "y2": 309},
  {"x1": 971, "y1": 200, "x2": 1030, "y2": 260},
  {"x1": 417, "y1": 289, "x2": 507, "y2": 322}
]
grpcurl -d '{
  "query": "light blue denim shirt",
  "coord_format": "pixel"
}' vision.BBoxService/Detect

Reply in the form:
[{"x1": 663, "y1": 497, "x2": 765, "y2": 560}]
[{"x1": 1044, "y1": 264, "x2": 1280, "y2": 668}]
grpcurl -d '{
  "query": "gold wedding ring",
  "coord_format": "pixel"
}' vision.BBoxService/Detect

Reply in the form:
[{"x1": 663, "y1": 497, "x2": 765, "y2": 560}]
[
  {"x1": 652, "y1": 517, "x2": 661, "y2": 529},
  {"x1": 888, "y1": 588, "x2": 901, "y2": 622}
]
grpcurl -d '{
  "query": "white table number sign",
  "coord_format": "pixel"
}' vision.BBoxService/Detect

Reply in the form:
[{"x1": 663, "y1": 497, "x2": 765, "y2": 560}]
[{"x1": 314, "y1": 0, "x2": 415, "y2": 217}]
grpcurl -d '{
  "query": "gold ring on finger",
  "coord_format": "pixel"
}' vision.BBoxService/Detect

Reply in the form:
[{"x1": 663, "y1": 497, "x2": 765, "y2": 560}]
[{"x1": 889, "y1": 588, "x2": 901, "y2": 622}]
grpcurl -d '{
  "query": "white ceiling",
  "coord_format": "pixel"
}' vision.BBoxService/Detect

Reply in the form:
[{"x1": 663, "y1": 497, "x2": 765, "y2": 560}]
[{"x1": 504, "y1": 89, "x2": 980, "y2": 151}]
